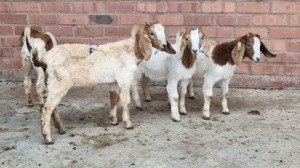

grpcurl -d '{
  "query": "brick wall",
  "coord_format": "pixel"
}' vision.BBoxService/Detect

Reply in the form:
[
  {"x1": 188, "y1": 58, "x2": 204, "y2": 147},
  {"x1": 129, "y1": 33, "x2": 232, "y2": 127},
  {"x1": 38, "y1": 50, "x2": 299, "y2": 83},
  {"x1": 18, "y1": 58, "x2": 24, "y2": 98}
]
[{"x1": 0, "y1": 0, "x2": 299, "y2": 88}]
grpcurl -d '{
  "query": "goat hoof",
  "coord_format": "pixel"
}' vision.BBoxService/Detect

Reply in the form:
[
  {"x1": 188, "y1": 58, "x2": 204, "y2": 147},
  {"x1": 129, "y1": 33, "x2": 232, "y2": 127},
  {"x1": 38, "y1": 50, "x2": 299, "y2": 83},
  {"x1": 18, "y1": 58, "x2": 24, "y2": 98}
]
[
  {"x1": 179, "y1": 112, "x2": 187, "y2": 116},
  {"x1": 110, "y1": 122, "x2": 119, "y2": 126},
  {"x1": 222, "y1": 111, "x2": 230, "y2": 115},
  {"x1": 136, "y1": 106, "x2": 144, "y2": 111},
  {"x1": 58, "y1": 130, "x2": 66, "y2": 135},
  {"x1": 171, "y1": 118, "x2": 180, "y2": 122},
  {"x1": 44, "y1": 141, "x2": 54, "y2": 145},
  {"x1": 27, "y1": 104, "x2": 34, "y2": 107},
  {"x1": 189, "y1": 96, "x2": 195, "y2": 99},
  {"x1": 145, "y1": 99, "x2": 151, "y2": 102},
  {"x1": 126, "y1": 125, "x2": 134, "y2": 130},
  {"x1": 203, "y1": 116, "x2": 211, "y2": 120}
]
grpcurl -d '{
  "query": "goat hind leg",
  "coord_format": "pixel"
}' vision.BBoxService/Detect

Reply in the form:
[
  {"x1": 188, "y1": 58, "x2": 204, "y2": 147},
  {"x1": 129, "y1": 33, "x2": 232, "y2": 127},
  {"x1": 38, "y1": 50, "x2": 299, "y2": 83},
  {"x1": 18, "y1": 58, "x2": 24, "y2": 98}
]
[
  {"x1": 221, "y1": 78, "x2": 231, "y2": 115},
  {"x1": 179, "y1": 79, "x2": 190, "y2": 115},
  {"x1": 130, "y1": 83, "x2": 143, "y2": 110},
  {"x1": 51, "y1": 109, "x2": 66, "y2": 134},
  {"x1": 187, "y1": 79, "x2": 195, "y2": 99},
  {"x1": 22, "y1": 61, "x2": 33, "y2": 107},
  {"x1": 109, "y1": 90, "x2": 119, "y2": 125},
  {"x1": 141, "y1": 75, "x2": 152, "y2": 102},
  {"x1": 119, "y1": 83, "x2": 133, "y2": 129},
  {"x1": 35, "y1": 67, "x2": 46, "y2": 111}
]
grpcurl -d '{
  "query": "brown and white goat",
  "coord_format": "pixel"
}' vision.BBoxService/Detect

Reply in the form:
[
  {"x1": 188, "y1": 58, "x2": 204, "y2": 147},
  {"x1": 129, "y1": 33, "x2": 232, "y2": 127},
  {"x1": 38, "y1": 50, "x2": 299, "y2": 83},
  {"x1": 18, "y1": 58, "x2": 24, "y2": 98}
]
[
  {"x1": 193, "y1": 33, "x2": 276, "y2": 120},
  {"x1": 131, "y1": 28, "x2": 205, "y2": 121},
  {"x1": 32, "y1": 22, "x2": 175, "y2": 144},
  {"x1": 21, "y1": 26, "x2": 57, "y2": 107}
]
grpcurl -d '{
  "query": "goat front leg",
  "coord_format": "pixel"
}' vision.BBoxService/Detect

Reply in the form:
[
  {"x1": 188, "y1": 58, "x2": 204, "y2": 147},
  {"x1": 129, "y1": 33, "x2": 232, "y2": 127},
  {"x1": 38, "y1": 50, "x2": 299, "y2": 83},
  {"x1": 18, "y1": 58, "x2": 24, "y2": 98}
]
[
  {"x1": 166, "y1": 79, "x2": 180, "y2": 122},
  {"x1": 22, "y1": 60, "x2": 33, "y2": 107},
  {"x1": 179, "y1": 79, "x2": 190, "y2": 115},
  {"x1": 221, "y1": 78, "x2": 231, "y2": 115},
  {"x1": 141, "y1": 74, "x2": 152, "y2": 102},
  {"x1": 187, "y1": 79, "x2": 195, "y2": 99},
  {"x1": 35, "y1": 67, "x2": 46, "y2": 111},
  {"x1": 118, "y1": 82, "x2": 134, "y2": 129},
  {"x1": 130, "y1": 83, "x2": 143, "y2": 110},
  {"x1": 202, "y1": 79, "x2": 214, "y2": 120}
]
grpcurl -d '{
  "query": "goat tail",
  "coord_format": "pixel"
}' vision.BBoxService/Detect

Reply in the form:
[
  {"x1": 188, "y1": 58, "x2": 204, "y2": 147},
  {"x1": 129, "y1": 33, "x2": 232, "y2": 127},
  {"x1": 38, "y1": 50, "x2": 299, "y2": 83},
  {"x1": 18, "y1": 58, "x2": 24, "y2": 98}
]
[
  {"x1": 24, "y1": 26, "x2": 33, "y2": 53},
  {"x1": 32, "y1": 48, "x2": 47, "y2": 72}
]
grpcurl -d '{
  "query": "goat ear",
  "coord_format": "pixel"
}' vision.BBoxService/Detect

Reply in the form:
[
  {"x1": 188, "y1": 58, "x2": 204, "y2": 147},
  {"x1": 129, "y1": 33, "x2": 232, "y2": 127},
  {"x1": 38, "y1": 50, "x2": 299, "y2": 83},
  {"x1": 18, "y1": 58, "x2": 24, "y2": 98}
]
[
  {"x1": 138, "y1": 30, "x2": 152, "y2": 61},
  {"x1": 201, "y1": 34, "x2": 210, "y2": 57},
  {"x1": 261, "y1": 41, "x2": 277, "y2": 58},
  {"x1": 231, "y1": 41, "x2": 245, "y2": 65},
  {"x1": 164, "y1": 41, "x2": 176, "y2": 54}
]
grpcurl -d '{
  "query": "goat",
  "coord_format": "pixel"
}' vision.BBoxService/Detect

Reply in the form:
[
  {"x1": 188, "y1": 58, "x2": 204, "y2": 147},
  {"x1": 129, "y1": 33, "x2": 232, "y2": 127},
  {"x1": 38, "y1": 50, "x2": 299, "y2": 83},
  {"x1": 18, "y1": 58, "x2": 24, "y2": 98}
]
[
  {"x1": 192, "y1": 33, "x2": 276, "y2": 120},
  {"x1": 20, "y1": 26, "x2": 57, "y2": 108},
  {"x1": 31, "y1": 22, "x2": 175, "y2": 144},
  {"x1": 132, "y1": 28, "x2": 205, "y2": 121}
]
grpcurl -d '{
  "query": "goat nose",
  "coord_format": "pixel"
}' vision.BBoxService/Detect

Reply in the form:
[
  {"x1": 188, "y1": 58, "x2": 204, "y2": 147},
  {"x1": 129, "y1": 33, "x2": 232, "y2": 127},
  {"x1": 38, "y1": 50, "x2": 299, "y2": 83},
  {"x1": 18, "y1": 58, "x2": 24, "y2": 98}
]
[
  {"x1": 192, "y1": 50, "x2": 198, "y2": 54},
  {"x1": 256, "y1": 58, "x2": 260, "y2": 62},
  {"x1": 163, "y1": 44, "x2": 167, "y2": 48}
]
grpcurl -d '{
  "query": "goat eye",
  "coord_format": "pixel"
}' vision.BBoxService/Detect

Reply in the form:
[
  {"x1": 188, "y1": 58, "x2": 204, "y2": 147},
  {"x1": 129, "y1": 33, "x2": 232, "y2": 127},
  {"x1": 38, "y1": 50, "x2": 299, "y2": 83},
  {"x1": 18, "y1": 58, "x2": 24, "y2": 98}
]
[
  {"x1": 149, "y1": 32, "x2": 155, "y2": 36},
  {"x1": 246, "y1": 43, "x2": 252, "y2": 48},
  {"x1": 185, "y1": 38, "x2": 189, "y2": 41}
]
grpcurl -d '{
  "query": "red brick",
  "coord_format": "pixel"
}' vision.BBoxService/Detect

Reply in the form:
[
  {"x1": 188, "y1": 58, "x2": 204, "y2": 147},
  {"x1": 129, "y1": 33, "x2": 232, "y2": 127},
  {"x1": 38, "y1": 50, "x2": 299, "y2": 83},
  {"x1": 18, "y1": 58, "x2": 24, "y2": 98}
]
[
  {"x1": 106, "y1": 1, "x2": 135, "y2": 12},
  {"x1": 59, "y1": 38, "x2": 89, "y2": 44},
  {"x1": 1, "y1": 37, "x2": 20, "y2": 47},
  {"x1": 231, "y1": 74, "x2": 266, "y2": 88},
  {"x1": 202, "y1": 27, "x2": 217, "y2": 38},
  {"x1": 0, "y1": 48, "x2": 14, "y2": 57},
  {"x1": 105, "y1": 27, "x2": 131, "y2": 37},
  {"x1": 270, "y1": 28, "x2": 300, "y2": 39},
  {"x1": 184, "y1": 16, "x2": 209, "y2": 26},
  {"x1": 218, "y1": 27, "x2": 234, "y2": 38},
  {"x1": 89, "y1": 15, "x2": 118, "y2": 25},
  {"x1": 120, "y1": 15, "x2": 150, "y2": 25},
  {"x1": 285, "y1": 53, "x2": 300, "y2": 63},
  {"x1": 238, "y1": 2, "x2": 270, "y2": 13},
  {"x1": 235, "y1": 27, "x2": 268, "y2": 38},
  {"x1": 289, "y1": 15, "x2": 300, "y2": 26},
  {"x1": 0, "y1": 26, "x2": 13, "y2": 35},
  {"x1": 12, "y1": 2, "x2": 40, "y2": 12},
  {"x1": 155, "y1": 15, "x2": 184, "y2": 26},
  {"x1": 166, "y1": 27, "x2": 183, "y2": 37},
  {"x1": 137, "y1": 2, "x2": 168, "y2": 13},
  {"x1": 74, "y1": 26, "x2": 103, "y2": 37},
  {"x1": 168, "y1": 2, "x2": 201, "y2": 13},
  {"x1": 94, "y1": 2, "x2": 105, "y2": 12},
  {"x1": 0, "y1": 2, "x2": 12, "y2": 11},
  {"x1": 0, "y1": 15, "x2": 27, "y2": 24},
  {"x1": 42, "y1": 2, "x2": 71, "y2": 12},
  {"x1": 44, "y1": 26, "x2": 73, "y2": 36},
  {"x1": 271, "y1": 2, "x2": 300, "y2": 13},
  {"x1": 251, "y1": 63, "x2": 284, "y2": 75},
  {"x1": 202, "y1": 1, "x2": 222, "y2": 13},
  {"x1": 218, "y1": 15, "x2": 236, "y2": 26},
  {"x1": 237, "y1": 16, "x2": 250, "y2": 26},
  {"x1": 267, "y1": 76, "x2": 298, "y2": 88},
  {"x1": 253, "y1": 15, "x2": 286, "y2": 26},
  {"x1": 285, "y1": 65, "x2": 300, "y2": 75},
  {"x1": 29, "y1": 15, "x2": 57, "y2": 24},
  {"x1": 72, "y1": 2, "x2": 94, "y2": 12},
  {"x1": 1, "y1": 58, "x2": 22, "y2": 68},
  {"x1": 287, "y1": 41, "x2": 300, "y2": 52},
  {"x1": 234, "y1": 63, "x2": 249, "y2": 74},
  {"x1": 261, "y1": 40, "x2": 286, "y2": 52},
  {"x1": 59, "y1": 15, "x2": 88, "y2": 25},
  {"x1": 223, "y1": 2, "x2": 235, "y2": 13}
]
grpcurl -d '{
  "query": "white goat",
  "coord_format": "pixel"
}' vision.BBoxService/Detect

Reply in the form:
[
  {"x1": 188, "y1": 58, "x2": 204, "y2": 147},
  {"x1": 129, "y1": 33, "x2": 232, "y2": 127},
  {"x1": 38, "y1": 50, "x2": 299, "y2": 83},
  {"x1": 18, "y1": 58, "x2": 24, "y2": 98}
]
[
  {"x1": 192, "y1": 33, "x2": 276, "y2": 120},
  {"x1": 31, "y1": 22, "x2": 175, "y2": 144},
  {"x1": 132, "y1": 28, "x2": 205, "y2": 121},
  {"x1": 21, "y1": 26, "x2": 57, "y2": 108}
]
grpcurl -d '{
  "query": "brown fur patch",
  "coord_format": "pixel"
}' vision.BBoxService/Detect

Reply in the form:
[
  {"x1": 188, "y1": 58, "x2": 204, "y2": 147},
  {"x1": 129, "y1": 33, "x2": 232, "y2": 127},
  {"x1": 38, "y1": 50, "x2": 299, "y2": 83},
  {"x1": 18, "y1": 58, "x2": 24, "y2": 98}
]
[
  {"x1": 181, "y1": 45, "x2": 197, "y2": 69},
  {"x1": 20, "y1": 28, "x2": 55, "y2": 51},
  {"x1": 110, "y1": 91, "x2": 119, "y2": 110}
]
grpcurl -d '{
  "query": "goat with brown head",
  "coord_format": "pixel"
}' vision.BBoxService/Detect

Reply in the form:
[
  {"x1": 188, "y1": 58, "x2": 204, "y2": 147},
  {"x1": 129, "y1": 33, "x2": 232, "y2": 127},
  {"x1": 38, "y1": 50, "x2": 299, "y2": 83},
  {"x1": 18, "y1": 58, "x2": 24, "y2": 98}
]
[
  {"x1": 212, "y1": 33, "x2": 276, "y2": 66},
  {"x1": 133, "y1": 21, "x2": 176, "y2": 61}
]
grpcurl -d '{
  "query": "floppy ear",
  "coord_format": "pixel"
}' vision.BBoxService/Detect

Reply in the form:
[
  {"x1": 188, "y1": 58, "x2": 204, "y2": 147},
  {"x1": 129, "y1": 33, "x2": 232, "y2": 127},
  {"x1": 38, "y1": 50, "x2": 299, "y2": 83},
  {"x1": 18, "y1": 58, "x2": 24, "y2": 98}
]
[
  {"x1": 138, "y1": 28, "x2": 152, "y2": 61},
  {"x1": 231, "y1": 41, "x2": 245, "y2": 65},
  {"x1": 261, "y1": 41, "x2": 277, "y2": 58},
  {"x1": 164, "y1": 41, "x2": 176, "y2": 54}
]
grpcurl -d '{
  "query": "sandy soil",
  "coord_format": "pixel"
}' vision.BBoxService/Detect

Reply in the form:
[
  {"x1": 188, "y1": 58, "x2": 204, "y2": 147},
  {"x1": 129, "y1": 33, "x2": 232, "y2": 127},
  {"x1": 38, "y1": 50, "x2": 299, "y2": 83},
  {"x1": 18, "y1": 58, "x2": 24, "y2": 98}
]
[{"x1": 0, "y1": 82, "x2": 300, "y2": 168}]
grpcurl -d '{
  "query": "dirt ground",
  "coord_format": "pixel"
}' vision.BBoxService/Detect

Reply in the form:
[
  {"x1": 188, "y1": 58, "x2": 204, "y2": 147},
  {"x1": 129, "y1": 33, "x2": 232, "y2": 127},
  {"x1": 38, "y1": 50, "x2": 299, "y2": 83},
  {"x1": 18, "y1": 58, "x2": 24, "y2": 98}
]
[{"x1": 0, "y1": 82, "x2": 300, "y2": 168}]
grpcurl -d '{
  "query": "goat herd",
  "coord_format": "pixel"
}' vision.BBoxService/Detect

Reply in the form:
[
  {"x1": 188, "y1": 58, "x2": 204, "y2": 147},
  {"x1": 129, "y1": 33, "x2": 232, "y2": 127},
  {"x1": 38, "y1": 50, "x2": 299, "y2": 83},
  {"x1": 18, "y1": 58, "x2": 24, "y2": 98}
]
[{"x1": 21, "y1": 21, "x2": 277, "y2": 144}]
